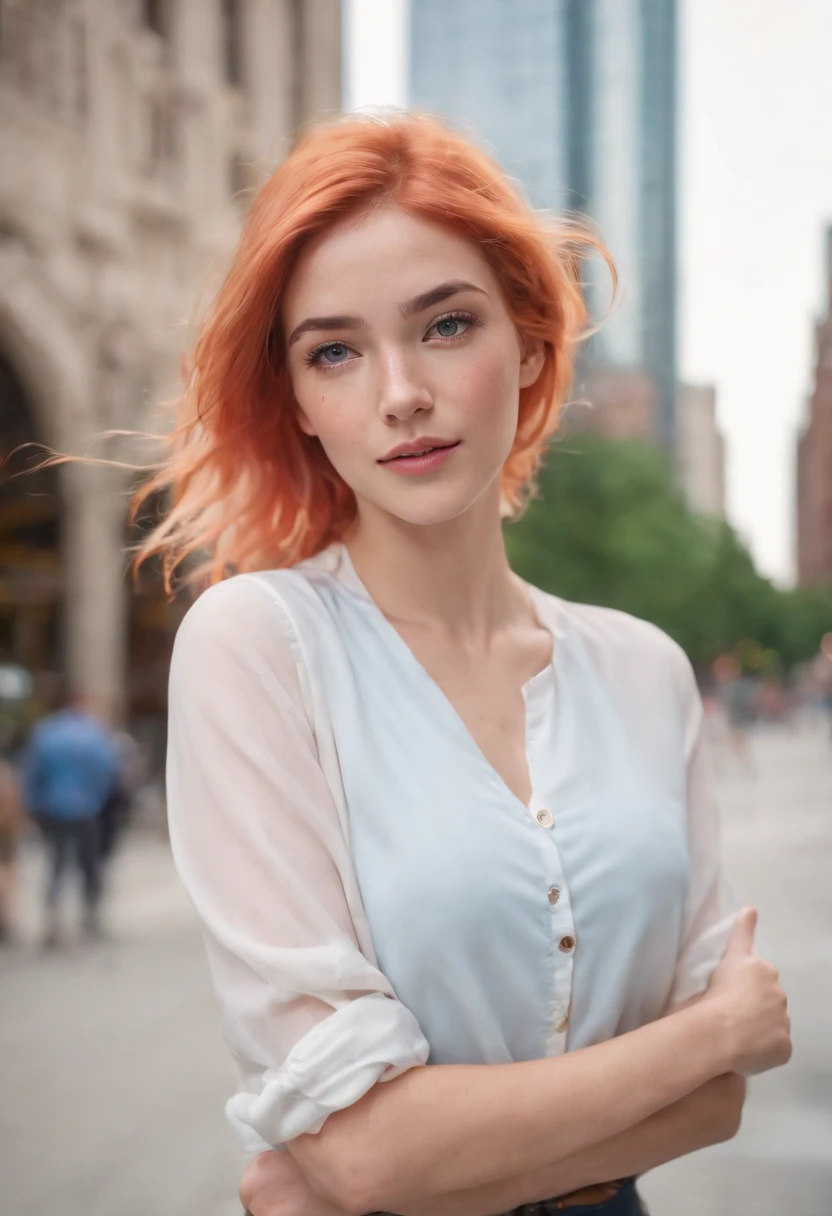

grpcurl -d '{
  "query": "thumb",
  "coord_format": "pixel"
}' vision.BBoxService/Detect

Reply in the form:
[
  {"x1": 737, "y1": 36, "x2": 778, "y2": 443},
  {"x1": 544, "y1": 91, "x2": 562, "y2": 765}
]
[{"x1": 724, "y1": 906, "x2": 757, "y2": 957}]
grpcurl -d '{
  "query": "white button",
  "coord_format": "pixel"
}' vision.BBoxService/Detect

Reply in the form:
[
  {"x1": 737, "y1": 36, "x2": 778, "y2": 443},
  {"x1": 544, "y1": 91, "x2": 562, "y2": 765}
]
[
  {"x1": 554, "y1": 1014, "x2": 569, "y2": 1033},
  {"x1": 536, "y1": 808, "x2": 554, "y2": 828},
  {"x1": 559, "y1": 934, "x2": 576, "y2": 953},
  {"x1": 547, "y1": 886, "x2": 561, "y2": 905}
]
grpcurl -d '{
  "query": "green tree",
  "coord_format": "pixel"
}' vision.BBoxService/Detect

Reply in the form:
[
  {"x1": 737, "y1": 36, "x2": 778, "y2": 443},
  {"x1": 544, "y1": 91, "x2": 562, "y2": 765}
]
[
  {"x1": 775, "y1": 585, "x2": 832, "y2": 668},
  {"x1": 505, "y1": 433, "x2": 789, "y2": 670}
]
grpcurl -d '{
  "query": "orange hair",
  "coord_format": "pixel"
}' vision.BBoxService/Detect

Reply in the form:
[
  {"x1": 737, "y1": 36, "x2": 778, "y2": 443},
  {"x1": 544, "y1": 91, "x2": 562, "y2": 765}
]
[{"x1": 133, "y1": 111, "x2": 612, "y2": 590}]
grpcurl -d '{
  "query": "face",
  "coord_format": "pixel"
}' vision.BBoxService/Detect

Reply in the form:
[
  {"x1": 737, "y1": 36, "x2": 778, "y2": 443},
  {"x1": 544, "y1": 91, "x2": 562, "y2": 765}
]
[{"x1": 282, "y1": 206, "x2": 544, "y2": 530}]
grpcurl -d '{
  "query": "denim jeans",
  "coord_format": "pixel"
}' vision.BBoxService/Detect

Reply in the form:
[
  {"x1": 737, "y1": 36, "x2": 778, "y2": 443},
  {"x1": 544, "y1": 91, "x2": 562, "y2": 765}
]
[
  {"x1": 37, "y1": 814, "x2": 102, "y2": 913},
  {"x1": 507, "y1": 1177, "x2": 646, "y2": 1215},
  {"x1": 371, "y1": 1178, "x2": 647, "y2": 1216}
]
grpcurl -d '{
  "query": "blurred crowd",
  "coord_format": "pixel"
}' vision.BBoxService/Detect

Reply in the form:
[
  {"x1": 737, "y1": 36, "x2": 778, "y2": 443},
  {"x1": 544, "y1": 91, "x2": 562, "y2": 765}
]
[
  {"x1": 703, "y1": 642, "x2": 832, "y2": 773},
  {"x1": 0, "y1": 692, "x2": 145, "y2": 948}
]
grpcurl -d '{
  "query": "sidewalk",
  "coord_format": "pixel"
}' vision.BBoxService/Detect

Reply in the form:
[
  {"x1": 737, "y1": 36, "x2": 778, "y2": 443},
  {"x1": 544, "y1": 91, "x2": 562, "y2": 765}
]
[{"x1": 641, "y1": 722, "x2": 832, "y2": 1216}]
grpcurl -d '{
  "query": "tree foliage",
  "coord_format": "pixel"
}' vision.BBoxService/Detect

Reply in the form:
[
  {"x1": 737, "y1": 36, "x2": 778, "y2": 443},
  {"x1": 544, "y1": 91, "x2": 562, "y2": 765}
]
[{"x1": 505, "y1": 433, "x2": 831, "y2": 672}]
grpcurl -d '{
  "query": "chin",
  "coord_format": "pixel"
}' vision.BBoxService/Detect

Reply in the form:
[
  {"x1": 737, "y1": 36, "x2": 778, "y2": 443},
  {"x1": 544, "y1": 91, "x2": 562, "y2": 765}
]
[{"x1": 377, "y1": 481, "x2": 498, "y2": 528}]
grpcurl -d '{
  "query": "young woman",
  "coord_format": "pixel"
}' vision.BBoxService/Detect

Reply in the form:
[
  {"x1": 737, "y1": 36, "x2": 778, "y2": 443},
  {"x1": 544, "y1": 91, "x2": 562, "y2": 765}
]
[{"x1": 148, "y1": 114, "x2": 791, "y2": 1216}]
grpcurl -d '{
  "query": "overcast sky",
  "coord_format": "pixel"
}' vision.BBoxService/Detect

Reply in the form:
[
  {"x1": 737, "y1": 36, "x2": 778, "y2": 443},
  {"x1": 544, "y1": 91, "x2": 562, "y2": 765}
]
[{"x1": 344, "y1": 0, "x2": 832, "y2": 584}]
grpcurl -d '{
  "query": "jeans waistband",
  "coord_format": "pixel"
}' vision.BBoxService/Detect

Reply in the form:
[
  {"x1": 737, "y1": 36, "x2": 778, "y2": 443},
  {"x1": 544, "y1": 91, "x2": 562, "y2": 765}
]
[{"x1": 509, "y1": 1176, "x2": 643, "y2": 1215}]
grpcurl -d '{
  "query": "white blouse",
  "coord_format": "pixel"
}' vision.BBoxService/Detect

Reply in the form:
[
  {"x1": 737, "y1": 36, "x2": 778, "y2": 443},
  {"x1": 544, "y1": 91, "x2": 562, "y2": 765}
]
[{"x1": 166, "y1": 543, "x2": 736, "y2": 1155}]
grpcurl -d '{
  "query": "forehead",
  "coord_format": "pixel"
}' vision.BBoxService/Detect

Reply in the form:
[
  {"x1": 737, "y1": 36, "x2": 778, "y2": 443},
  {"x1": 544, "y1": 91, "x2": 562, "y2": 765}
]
[{"x1": 282, "y1": 206, "x2": 498, "y2": 319}]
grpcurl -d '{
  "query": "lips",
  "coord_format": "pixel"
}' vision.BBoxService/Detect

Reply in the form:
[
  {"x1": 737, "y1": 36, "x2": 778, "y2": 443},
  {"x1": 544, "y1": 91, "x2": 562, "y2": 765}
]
[{"x1": 379, "y1": 439, "x2": 460, "y2": 463}]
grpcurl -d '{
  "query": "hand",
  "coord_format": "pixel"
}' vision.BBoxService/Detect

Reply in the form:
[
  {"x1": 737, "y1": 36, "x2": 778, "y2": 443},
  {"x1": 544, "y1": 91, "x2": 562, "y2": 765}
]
[
  {"x1": 240, "y1": 1150, "x2": 351, "y2": 1216},
  {"x1": 702, "y1": 907, "x2": 792, "y2": 1077}
]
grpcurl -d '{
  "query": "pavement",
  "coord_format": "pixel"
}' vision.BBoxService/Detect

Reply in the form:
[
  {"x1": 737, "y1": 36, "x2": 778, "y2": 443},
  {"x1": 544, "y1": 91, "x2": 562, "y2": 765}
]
[{"x1": 1, "y1": 721, "x2": 830, "y2": 1216}]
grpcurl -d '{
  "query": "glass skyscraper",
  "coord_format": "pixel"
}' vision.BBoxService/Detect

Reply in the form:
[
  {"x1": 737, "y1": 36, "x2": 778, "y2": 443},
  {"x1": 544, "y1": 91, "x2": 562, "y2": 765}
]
[{"x1": 409, "y1": 0, "x2": 678, "y2": 447}]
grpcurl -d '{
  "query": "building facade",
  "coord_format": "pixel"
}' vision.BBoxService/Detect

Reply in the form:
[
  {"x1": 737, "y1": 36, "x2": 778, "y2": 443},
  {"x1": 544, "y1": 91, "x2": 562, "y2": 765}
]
[
  {"x1": 410, "y1": 0, "x2": 678, "y2": 447},
  {"x1": 675, "y1": 384, "x2": 725, "y2": 518},
  {"x1": 796, "y1": 228, "x2": 832, "y2": 586},
  {"x1": 0, "y1": 0, "x2": 341, "y2": 756}
]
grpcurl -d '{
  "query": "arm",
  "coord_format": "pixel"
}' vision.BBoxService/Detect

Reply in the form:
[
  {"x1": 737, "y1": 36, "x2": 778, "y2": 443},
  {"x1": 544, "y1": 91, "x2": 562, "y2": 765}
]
[
  {"x1": 0, "y1": 761, "x2": 25, "y2": 837},
  {"x1": 282, "y1": 653, "x2": 759, "y2": 1214},
  {"x1": 288, "y1": 995, "x2": 755, "y2": 1213},
  {"x1": 20, "y1": 732, "x2": 43, "y2": 817},
  {"x1": 395, "y1": 1072, "x2": 746, "y2": 1216},
  {"x1": 241, "y1": 1073, "x2": 746, "y2": 1216},
  {"x1": 665, "y1": 649, "x2": 739, "y2": 1010},
  {"x1": 172, "y1": 583, "x2": 787, "y2": 1216}
]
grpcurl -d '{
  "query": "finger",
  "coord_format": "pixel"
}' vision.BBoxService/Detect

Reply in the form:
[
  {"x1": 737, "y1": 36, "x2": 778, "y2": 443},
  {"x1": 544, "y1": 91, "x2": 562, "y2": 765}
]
[{"x1": 724, "y1": 907, "x2": 757, "y2": 956}]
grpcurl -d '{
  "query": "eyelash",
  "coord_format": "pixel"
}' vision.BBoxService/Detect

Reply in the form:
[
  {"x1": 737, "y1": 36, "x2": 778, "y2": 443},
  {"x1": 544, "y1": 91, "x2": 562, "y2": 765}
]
[{"x1": 303, "y1": 310, "x2": 483, "y2": 370}]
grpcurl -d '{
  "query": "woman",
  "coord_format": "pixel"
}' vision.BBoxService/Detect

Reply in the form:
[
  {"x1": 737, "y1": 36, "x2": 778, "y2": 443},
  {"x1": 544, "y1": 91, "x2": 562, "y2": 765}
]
[{"x1": 147, "y1": 114, "x2": 791, "y2": 1216}]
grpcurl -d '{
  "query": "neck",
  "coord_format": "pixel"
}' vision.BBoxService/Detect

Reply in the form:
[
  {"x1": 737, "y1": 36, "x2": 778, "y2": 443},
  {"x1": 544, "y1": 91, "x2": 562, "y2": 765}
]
[{"x1": 345, "y1": 482, "x2": 529, "y2": 639}]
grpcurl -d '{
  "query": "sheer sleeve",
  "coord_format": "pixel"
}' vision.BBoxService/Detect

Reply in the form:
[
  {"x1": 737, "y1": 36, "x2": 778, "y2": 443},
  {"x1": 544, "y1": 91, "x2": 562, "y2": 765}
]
[
  {"x1": 665, "y1": 652, "x2": 739, "y2": 1010},
  {"x1": 166, "y1": 576, "x2": 430, "y2": 1153}
]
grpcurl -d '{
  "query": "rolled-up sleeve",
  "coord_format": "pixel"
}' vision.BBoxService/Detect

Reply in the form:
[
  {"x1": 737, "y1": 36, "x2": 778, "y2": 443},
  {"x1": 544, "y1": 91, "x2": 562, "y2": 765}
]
[
  {"x1": 166, "y1": 577, "x2": 429, "y2": 1153},
  {"x1": 665, "y1": 653, "x2": 739, "y2": 1010}
]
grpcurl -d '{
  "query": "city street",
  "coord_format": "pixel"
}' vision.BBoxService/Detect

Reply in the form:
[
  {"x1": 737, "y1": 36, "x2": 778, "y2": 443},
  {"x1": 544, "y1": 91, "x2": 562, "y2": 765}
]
[{"x1": 2, "y1": 723, "x2": 831, "y2": 1216}]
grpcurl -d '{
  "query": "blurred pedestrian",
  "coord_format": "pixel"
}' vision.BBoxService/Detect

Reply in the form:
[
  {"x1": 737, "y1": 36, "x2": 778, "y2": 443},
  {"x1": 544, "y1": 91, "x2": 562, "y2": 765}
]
[
  {"x1": 98, "y1": 722, "x2": 144, "y2": 871},
  {"x1": 0, "y1": 755, "x2": 24, "y2": 943},
  {"x1": 713, "y1": 654, "x2": 756, "y2": 774},
  {"x1": 22, "y1": 692, "x2": 119, "y2": 948}
]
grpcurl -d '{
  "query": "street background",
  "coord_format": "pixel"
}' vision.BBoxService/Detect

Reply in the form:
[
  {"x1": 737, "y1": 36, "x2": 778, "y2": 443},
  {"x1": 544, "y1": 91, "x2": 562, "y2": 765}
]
[
  {"x1": 2, "y1": 721, "x2": 830, "y2": 1216},
  {"x1": 2, "y1": 3, "x2": 832, "y2": 1215}
]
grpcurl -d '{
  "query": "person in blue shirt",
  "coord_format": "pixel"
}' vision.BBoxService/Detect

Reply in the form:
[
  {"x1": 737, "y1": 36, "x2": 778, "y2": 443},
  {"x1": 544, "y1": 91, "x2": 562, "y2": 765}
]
[{"x1": 23, "y1": 693, "x2": 119, "y2": 947}]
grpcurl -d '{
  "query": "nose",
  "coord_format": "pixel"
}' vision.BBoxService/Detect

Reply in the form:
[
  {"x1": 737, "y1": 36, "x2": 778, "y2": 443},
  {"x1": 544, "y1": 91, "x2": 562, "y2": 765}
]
[{"x1": 376, "y1": 348, "x2": 433, "y2": 424}]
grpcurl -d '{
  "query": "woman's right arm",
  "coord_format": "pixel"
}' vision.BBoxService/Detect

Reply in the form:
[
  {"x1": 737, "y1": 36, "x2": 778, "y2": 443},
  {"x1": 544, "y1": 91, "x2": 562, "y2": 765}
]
[
  {"x1": 292, "y1": 910, "x2": 787, "y2": 1215},
  {"x1": 168, "y1": 580, "x2": 789, "y2": 1216},
  {"x1": 241, "y1": 1071, "x2": 745, "y2": 1216}
]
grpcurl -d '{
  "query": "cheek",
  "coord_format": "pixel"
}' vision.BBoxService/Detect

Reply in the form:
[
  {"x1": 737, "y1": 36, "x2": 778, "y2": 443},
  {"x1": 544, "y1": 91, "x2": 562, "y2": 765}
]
[
  {"x1": 294, "y1": 379, "x2": 363, "y2": 451},
  {"x1": 451, "y1": 343, "x2": 520, "y2": 427}
]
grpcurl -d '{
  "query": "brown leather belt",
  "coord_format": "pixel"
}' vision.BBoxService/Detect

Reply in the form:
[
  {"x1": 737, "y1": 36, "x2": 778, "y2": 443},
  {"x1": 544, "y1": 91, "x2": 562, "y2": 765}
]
[
  {"x1": 551, "y1": 1180, "x2": 624, "y2": 1208},
  {"x1": 512, "y1": 1177, "x2": 631, "y2": 1213},
  {"x1": 554, "y1": 1181, "x2": 620, "y2": 1211}
]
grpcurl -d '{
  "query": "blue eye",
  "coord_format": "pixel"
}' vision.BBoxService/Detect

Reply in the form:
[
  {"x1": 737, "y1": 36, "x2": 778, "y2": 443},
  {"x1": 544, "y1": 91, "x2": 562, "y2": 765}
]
[
  {"x1": 436, "y1": 317, "x2": 462, "y2": 337},
  {"x1": 309, "y1": 342, "x2": 350, "y2": 366},
  {"x1": 428, "y1": 312, "x2": 477, "y2": 341}
]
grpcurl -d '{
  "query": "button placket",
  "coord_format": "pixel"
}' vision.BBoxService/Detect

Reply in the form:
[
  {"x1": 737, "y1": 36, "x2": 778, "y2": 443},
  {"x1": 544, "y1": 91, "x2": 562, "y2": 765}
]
[
  {"x1": 548, "y1": 941, "x2": 574, "y2": 1052},
  {"x1": 530, "y1": 797, "x2": 576, "y2": 1055}
]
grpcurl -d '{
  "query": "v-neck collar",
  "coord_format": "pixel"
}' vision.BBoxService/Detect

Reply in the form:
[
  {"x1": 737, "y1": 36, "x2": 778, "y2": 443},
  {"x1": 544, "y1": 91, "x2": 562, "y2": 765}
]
[{"x1": 316, "y1": 542, "x2": 565, "y2": 812}]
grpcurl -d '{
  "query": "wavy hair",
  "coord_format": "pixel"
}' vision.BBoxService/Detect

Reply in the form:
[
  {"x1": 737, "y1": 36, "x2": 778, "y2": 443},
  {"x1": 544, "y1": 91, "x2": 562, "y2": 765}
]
[{"x1": 133, "y1": 111, "x2": 613, "y2": 589}]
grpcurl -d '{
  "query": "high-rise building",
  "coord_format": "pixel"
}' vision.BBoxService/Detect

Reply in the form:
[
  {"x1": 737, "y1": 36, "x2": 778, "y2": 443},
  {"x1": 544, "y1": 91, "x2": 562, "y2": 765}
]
[
  {"x1": 796, "y1": 228, "x2": 832, "y2": 586},
  {"x1": 676, "y1": 384, "x2": 726, "y2": 518},
  {"x1": 0, "y1": 0, "x2": 341, "y2": 754},
  {"x1": 409, "y1": 0, "x2": 678, "y2": 447}
]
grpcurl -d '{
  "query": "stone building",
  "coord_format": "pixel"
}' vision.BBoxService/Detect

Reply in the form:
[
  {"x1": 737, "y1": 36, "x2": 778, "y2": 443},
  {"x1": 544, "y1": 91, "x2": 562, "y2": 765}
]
[
  {"x1": 796, "y1": 227, "x2": 832, "y2": 587},
  {"x1": 0, "y1": 0, "x2": 341, "y2": 757},
  {"x1": 567, "y1": 366, "x2": 659, "y2": 443},
  {"x1": 675, "y1": 383, "x2": 725, "y2": 518}
]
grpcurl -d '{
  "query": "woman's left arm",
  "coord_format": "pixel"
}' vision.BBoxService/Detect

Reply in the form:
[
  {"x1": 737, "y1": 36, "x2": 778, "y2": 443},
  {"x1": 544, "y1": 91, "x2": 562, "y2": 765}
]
[
  {"x1": 241, "y1": 645, "x2": 748, "y2": 1216},
  {"x1": 664, "y1": 648, "x2": 739, "y2": 1011},
  {"x1": 241, "y1": 1071, "x2": 745, "y2": 1216}
]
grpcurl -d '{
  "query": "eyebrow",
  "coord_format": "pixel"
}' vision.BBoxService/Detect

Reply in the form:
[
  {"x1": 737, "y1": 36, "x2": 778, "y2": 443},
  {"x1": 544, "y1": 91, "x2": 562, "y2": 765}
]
[{"x1": 286, "y1": 279, "x2": 487, "y2": 347}]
